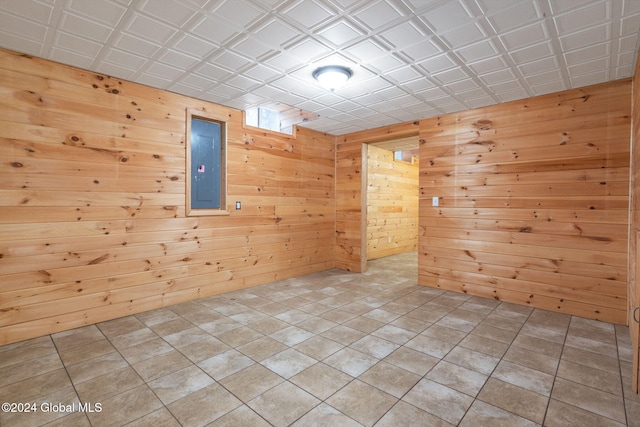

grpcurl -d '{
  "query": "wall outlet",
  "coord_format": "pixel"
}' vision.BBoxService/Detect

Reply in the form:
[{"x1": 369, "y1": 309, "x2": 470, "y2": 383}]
[
  {"x1": 432, "y1": 196, "x2": 439, "y2": 207},
  {"x1": 387, "y1": 236, "x2": 392, "y2": 243},
  {"x1": 235, "y1": 201, "x2": 241, "y2": 210}
]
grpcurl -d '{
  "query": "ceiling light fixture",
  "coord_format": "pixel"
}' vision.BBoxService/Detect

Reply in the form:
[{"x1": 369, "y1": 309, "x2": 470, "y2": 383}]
[{"x1": 312, "y1": 65, "x2": 352, "y2": 91}]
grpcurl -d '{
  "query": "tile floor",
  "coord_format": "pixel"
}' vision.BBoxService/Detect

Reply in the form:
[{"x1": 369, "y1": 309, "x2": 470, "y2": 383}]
[{"x1": 1, "y1": 252, "x2": 639, "y2": 426}]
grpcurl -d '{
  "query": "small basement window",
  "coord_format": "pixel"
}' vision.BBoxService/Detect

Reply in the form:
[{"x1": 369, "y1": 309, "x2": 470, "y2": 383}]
[
  {"x1": 244, "y1": 103, "x2": 319, "y2": 135},
  {"x1": 186, "y1": 109, "x2": 228, "y2": 216}
]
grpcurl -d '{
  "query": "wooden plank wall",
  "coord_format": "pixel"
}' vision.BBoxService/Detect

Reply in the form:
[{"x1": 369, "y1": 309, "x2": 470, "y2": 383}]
[
  {"x1": 630, "y1": 52, "x2": 640, "y2": 390},
  {"x1": 366, "y1": 145, "x2": 418, "y2": 260},
  {"x1": 336, "y1": 122, "x2": 420, "y2": 272},
  {"x1": 0, "y1": 49, "x2": 335, "y2": 345},
  {"x1": 419, "y1": 80, "x2": 631, "y2": 324}
]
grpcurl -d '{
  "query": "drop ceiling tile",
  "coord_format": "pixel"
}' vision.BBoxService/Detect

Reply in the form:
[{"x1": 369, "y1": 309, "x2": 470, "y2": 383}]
[
  {"x1": 525, "y1": 69, "x2": 562, "y2": 85},
  {"x1": 344, "y1": 38, "x2": 390, "y2": 63},
  {"x1": 194, "y1": 61, "x2": 233, "y2": 81},
  {"x1": 567, "y1": 57, "x2": 609, "y2": 78},
  {"x1": 509, "y1": 42, "x2": 554, "y2": 64},
  {"x1": 104, "y1": 47, "x2": 147, "y2": 70},
  {"x1": 559, "y1": 23, "x2": 610, "y2": 51},
  {"x1": 282, "y1": 0, "x2": 334, "y2": 29},
  {"x1": 68, "y1": 0, "x2": 127, "y2": 26},
  {"x1": 563, "y1": 43, "x2": 609, "y2": 66},
  {"x1": 440, "y1": 22, "x2": 487, "y2": 49},
  {"x1": 251, "y1": 84, "x2": 288, "y2": 100},
  {"x1": 229, "y1": 36, "x2": 275, "y2": 61},
  {"x1": 190, "y1": 15, "x2": 238, "y2": 45},
  {"x1": 60, "y1": 12, "x2": 114, "y2": 43},
  {"x1": 417, "y1": 53, "x2": 457, "y2": 74},
  {"x1": 138, "y1": 0, "x2": 198, "y2": 27},
  {"x1": 225, "y1": 74, "x2": 262, "y2": 91},
  {"x1": 285, "y1": 37, "x2": 332, "y2": 64},
  {"x1": 400, "y1": 39, "x2": 441, "y2": 62},
  {"x1": 212, "y1": 0, "x2": 265, "y2": 30},
  {"x1": 263, "y1": 51, "x2": 303, "y2": 72},
  {"x1": 158, "y1": 49, "x2": 200, "y2": 70},
  {"x1": 178, "y1": 73, "x2": 216, "y2": 91},
  {"x1": 380, "y1": 20, "x2": 426, "y2": 50},
  {"x1": 621, "y1": 14, "x2": 640, "y2": 36},
  {"x1": 446, "y1": 79, "x2": 481, "y2": 93},
  {"x1": 487, "y1": 1, "x2": 542, "y2": 33},
  {"x1": 570, "y1": 70, "x2": 609, "y2": 87},
  {"x1": 4, "y1": 0, "x2": 52, "y2": 24},
  {"x1": 146, "y1": 61, "x2": 186, "y2": 80},
  {"x1": 432, "y1": 67, "x2": 470, "y2": 85},
  {"x1": 385, "y1": 65, "x2": 423, "y2": 83},
  {"x1": 530, "y1": 79, "x2": 566, "y2": 95},
  {"x1": 97, "y1": 61, "x2": 137, "y2": 80},
  {"x1": 1, "y1": 11, "x2": 48, "y2": 42},
  {"x1": 478, "y1": 68, "x2": 517, "y2": 85},
  {"x1": 499, "y1": 21, "x2": 549, "y2": 51},
  {"x1": 49, "y1": 47, "x2": 94, "y2": 69},
  {"x1": 125, "y1": 12, "x2": 176, "y2": 44},
  {"x1": 367, "y1": 53, "x2": 408, "y2": 73},
  {"x1": 252, "y1": 18, "x2": 301, "y2": 48},
  {"x1": 420, "y1": 0, "x2": 475, "y2": 33},
  {"x1": 0, "y1": 31, "x2": 42, "y2": 56},
  {"x1": 353, "y1": 0, "x2": 403, "y2": 31},
  {"x1": 317, "y1": 19, "x2": 363, "y2": 46},
  {"x1": 553, "y1": 1, "x2": 609, "y2": 35},
  {"x1": 468, "y1": 56, "x2": 508, "y2": 75},
  {"x1": 494, "y1": 87, "x2": 530, "y2": 102},
  {"x1": 211, "y1": 50, "x2": 253, "y2": 72},
  {"x1": 114, "y1": 33, "x2": 161, "y2": 57},
  {"x1": 548, "y1": 0, "x2": 594, "y2": 14},
  {"x1": 54, "y1": 32, "x2": 103, "y2": 57},
  {"x1": 455, "y1": 39, "x2": 499, "y2": 63},
  {"x1": 243, "y1": 64, "x2": 282, "y2": 82},
  {"x1": 518, "y1": 56, "x2": 559, "y2": 76},
  {"x1": 207, "y1": 83, "x2": 245, "y2": 99},
  {"x1": 172, "y1": 34, "x2": 218, "y2": 59}
]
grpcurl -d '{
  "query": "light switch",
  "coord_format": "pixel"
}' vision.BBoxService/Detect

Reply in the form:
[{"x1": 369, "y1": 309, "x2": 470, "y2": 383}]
[
  {"x1": 432, "y1": 196, "x2": 439, "y2": 207},
  {"x1": 235, "y1": 201, "x2": 241, "y2": 210}
]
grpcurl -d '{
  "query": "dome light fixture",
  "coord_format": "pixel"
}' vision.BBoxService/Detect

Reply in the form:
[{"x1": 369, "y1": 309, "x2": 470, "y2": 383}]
[{"x1": 312, "y1": 65, "x2": 352, "y2": 91}]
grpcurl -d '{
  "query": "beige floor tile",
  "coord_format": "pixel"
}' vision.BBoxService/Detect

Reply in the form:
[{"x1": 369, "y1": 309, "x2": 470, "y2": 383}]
[
  {"x1": 561, "y1": 345, "x2": 620, "y2": 374},
  {"x1": 125, "y1": 408, "x2": 181, "y2": 427},
  {"x1": 423, "y1": 323, "x2": 469, "y2": 344},
  {"x1": 296, "y1": 316, "x2": 338, "y2": 334},
  {"x1": 403, "y1": 378, "x2": 474, "y2": 425},
  {"x1": 320, "y1": 308, "x2": 359, "y2": 323},
  {"x1": 66, "y1": 352, "x2": 128, "y2": 385},
  {"x1": 492, "y1": 360, "x2": 555, "y2": 397},
  {"x1": 148, "y1": 365, "x2": 214, "y2": 405},
  {"x1": 371, "y1": 324, "x2": 416, "y2": 345},
  {"x1": 359, "y1": 361, "x2": 421, "y2": 398},
  {"x1": 163, "y1": 326, "x2": 214, "y2": 349},
  {"x1": 109, "y1": 327, "x2": 157, "y2": 351},
  {"x1": 323, "y1": 347, "x2": 379, "y2": 377},
  {"x1": 326, "y1": 379, "x2": 397, "y2": 426},
  {"x1": 320, "y1": 325, "x2": 367, "y2": 346},
  {"x1": 57, "y1": 339, "x2": 116, "y2": 367},
  {"x1": 343, "y1": 315, "x2": 385, "y2": 333},
  {"x1": 511, "y1": 333, "x2": 564, "y2": 358},
  {"x1": 0, "y1": 384, "x2": 80, "y2": 427},
  {"x1": 557, "y1": 359, "x2": 622, "y2": 395},
  {"x1": 459, "y1": 333, "x2": 510, "y2": 358},
  {"x1": 148, "y1": 318, "x2": 194, "y2": 337},
  {"x1": 290, "y1": 362, "x2": 353, "y2": 400},
  {"x1": 405, "y1": 333, "x2": 456, "y2": 358},
  {"x1": 198, "y1": 349, "x2": 254, "y2": 380},
  {"x1": 478, "y1": 378, "x2": 548, "y2": 424},
  {"x1": 44, "y1": 411, "x2": 92, "y2": 427},
  {"x1": 471, "y1": 323, "x2": 518, "y2": 344},
  {"x1": 349, "y1": 335, "x2": 399, "y2": 359},
  {"x1": 551, "y1": 377, "x2": 627, "y2": 424},
  {"x1": 291, "y1": 403, "x2": 361, "y2": 427},
  {"x1": 74, "y1": 366, "x2": 143, "y2": 402},
  {"x1": 51, "y1": 325, "x2": 105, "y2": 351},
  {"x1": 459, "y1": 400, "x2": 540, "y2": 427},
  {"x1": 220, "y1": 363, "x2": 284, "y2": 402},
  {"x1": 269, "y1": 325, "x2": 314, "y2": 346},
  {"x1": 389, "y1": 314, "x2": 431, "y2": 333},
  {"x1": 260, "y1": 348, "x2": 317, "y2": 379},
  {"x1": 444, "y1": 346, "x2": 500, "y2": 375},
  {"x1": 0, "y1": 352, "x2": 63, "y2": 388},
  {"x1": 293, "y1": 335, "x2": 344, "y2": 360},
  {"x1": 503, "y1": 344, "x2": 560, "y2": 375},
  {"x1": 135, "y1": 307, "x2": 181, "y2": 327},
  {"x1": 132, "y1": 349, "x2": 192, "y2": 382},
  {"x1": 86, "y1": 384, "x2": 163, "y2": 427},
  {"x1": 375, "y1": 400, "x2": 454, "y2": 427},
  {"x1": 97, "y1": 316, "x2": 146, "y2": 339},
  {"x1": 246, "y1": 317, "x2": 289, "y2": 335},
  {"x1": 426, "y1": 360, "x2": 488, "y2": 397},
  {"x1": 0, "y1": 337, "x2": 57, "y2": 368},
  {"x1": 208, "y1": 405, "x2": 271, "y2": 426},
  {"x1": 237, "y1": 336, "x2": 287, "y2": 361},
  {"x1": 545, "y1": 399, "x2": 626, "y2": 427},
  {"x1": 167, "y1": 382, "x2": 242, "y2": 426},
  {"x1": 565, "y1": 334, "x2": 619, "y2": 359},
  {"x1": 248, "y1": 381, "x2": 320, "y2": 426},
  {"x1": 383, "y1": 346, "x2": 439, "y2": 376},
  {"x1": 626, "y1": 397, "x2": 640, "y2": 427}
]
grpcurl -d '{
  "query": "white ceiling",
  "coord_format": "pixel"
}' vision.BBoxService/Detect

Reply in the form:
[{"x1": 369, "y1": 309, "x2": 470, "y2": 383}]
[{"x1": 0, "y1": 0, "x2": 638, "y2": 135}]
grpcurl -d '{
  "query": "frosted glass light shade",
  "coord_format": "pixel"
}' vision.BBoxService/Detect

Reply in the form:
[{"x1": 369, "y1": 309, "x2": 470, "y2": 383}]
[{"x1": 312, "y1": 65, "x2": 352, "y2": 91}]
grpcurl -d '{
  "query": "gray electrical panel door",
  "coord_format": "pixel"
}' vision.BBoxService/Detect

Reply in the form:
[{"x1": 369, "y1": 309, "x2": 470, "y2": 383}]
[{"x1": 190, "y1": 118, "x2": 221, "y2": 209}]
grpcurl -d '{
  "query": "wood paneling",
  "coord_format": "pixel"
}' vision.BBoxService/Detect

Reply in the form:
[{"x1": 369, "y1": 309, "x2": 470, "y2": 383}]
[
  {"x1": 366, "y1": 145, "x2": 418, "y2": 259},
  {"x1": 419, "y1": 80, "x2": 631, "y2": 324},
  {"x1": 0, "y1": 49, "x2": 335, "y2": 345}
]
